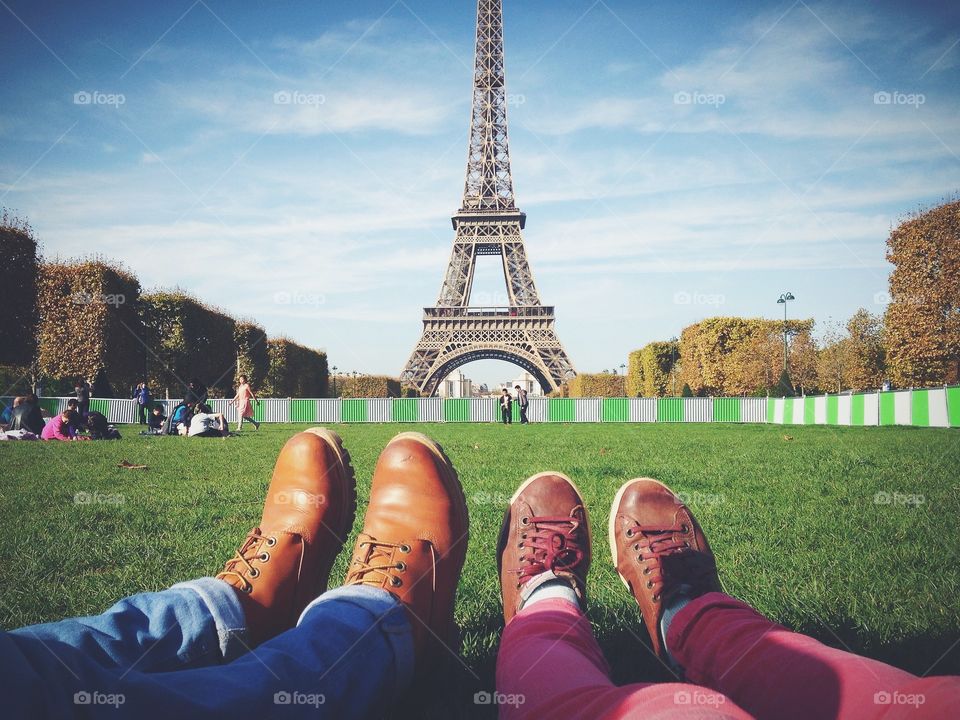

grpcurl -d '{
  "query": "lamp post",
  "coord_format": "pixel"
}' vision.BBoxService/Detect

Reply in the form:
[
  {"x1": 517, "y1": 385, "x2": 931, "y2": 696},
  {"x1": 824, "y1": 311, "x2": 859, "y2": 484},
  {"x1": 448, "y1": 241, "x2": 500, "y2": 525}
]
[
  {"x1": 670, "y1": 336, "x2": 678, "y2": 396},
  {"x1": 331, "y1": 365, "x2": 338, "y2": 396},
  {"x1": 777, "y1": 292, "x2": 795, "y2": 372}
]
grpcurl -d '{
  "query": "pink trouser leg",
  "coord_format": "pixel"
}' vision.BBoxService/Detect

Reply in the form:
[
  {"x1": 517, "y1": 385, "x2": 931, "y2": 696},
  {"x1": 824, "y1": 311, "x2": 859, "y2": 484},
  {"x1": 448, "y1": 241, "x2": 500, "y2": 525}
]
[
  {"x1": 668, "y1": 592, "x2": 960, "y2": 720},
  {"x1": 496, "y1": 598, "x2": 752, "y2": 719}
]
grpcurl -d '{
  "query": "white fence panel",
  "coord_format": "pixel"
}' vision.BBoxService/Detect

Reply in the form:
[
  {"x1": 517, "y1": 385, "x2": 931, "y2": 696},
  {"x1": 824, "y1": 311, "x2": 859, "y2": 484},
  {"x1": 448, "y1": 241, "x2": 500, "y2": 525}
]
[
  {"x1": 206, "y1": 398, "x2": 234, "y2": 422},
  {"x1": 258, "y1": 399, "x2": 289, "y2": 423},
  {"x1": 574, "y1": 398, "x2": 601, "y2": 423},
  {"x1": 772, "y1": 398, "x2": 785, "y2": 424},
  {"x1": 684, "y1": 398, "x2": 714, "y2": 423},
  {"x1": 838, "y1": 395, "x2": 852, "y2": 425},
  {"x1": 419, "y1": 398, "x2": 443, "y2": 423},
  {"x1": 630, "y1": 398, "x2": 657, "y2": 422},
  {"x1": 317, "y1": 400, "x2": 341, "y2": 424},
  {"x1": 741, "y1": 398, "x2": 767, "y2": 423},
  {"x1": 526, "y1": 397, "x2": 548, "y2": 423},
  {"x1": 862, "y1": 393, "x2": 879, "y2": 426},
  {"x1": 470, "y1": 398, "x2": 496, "y2": 423},
  {"x1": 792, "y1": 399, "x2": 805, "y2": 425},
  {"x1": 927, "y1": 389, "x2": 949, "y2": 428},
  {"x1": 366, "y1": 399, "x2": 392, "y2": 423},
  {"x1": 894, "y1": 391, "x2": 912, "y2": 425},
  {"x1": 814, "y1": 396, "x2": 827, "y2": 425}
]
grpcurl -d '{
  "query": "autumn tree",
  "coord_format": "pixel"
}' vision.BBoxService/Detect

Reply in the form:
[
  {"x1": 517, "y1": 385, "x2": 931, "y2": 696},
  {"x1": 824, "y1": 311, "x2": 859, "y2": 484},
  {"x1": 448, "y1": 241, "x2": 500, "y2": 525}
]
[
  {"x1": 0, "y1": 210, "x2": 39, "y2": 369},
  {"x1": 844, "y1": 308, "x2": 885, "y2": 390},
  {"x1": 885, "y1": 198, "x2": 960, "y2": 386}
]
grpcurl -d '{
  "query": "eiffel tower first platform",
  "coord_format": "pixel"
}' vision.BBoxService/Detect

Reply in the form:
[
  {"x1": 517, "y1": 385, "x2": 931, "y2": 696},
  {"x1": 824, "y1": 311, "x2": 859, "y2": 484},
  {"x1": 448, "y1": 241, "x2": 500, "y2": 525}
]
[{"x1": 400, "y1": 0, "x2": 576, "y2": 396}]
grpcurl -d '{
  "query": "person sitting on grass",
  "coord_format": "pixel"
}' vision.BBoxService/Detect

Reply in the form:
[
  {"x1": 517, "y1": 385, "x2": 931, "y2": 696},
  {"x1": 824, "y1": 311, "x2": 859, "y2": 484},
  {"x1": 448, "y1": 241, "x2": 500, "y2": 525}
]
[
  {"x1": 40, "y1": 410, "x2": 87, "y2": 441},
  {"x1": 147, "y1": 405, "x2": 166, "y2": 433},
  {"x1": 164, "y1": 401, "x2": 193, "y2": 435},
  {"x1": 1, "y1": 429, "x2": 956, "y2": 719},
  {"x1": 9, "y1": 394, "x2": 45, "y2": 435},
  {"x1": 187, "y1": 403, "x2": 229, "y2": 437},
  {"x1": 85, "y1": 409, "x2": 120, "y2": 440}
]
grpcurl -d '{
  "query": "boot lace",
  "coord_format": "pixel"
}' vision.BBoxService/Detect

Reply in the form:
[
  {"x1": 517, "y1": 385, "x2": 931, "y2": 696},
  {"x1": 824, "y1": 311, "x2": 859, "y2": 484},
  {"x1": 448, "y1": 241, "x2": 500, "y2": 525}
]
[
  {"x1": 347, "y1": 537, "x2": 431, "y2": 590},
  {"x1": 627, "y1": 522, "x2": 715, "y2": 603},
  {"x1": 514, "y1": 514, "x2": 586, "y2": 586},
  {"x1": 216, "y1": 529, "x2": 277, "y2": 593}
]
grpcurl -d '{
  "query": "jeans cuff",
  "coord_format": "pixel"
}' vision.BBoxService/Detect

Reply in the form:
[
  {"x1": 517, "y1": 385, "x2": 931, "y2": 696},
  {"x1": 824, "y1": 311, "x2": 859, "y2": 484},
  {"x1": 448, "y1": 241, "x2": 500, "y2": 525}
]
[
  {"x1": 299, "y1": 585, "x2": 415, "y2": 693},
  {"x1": 173, "y1": 577, "x2": 250, "y2": 661}
]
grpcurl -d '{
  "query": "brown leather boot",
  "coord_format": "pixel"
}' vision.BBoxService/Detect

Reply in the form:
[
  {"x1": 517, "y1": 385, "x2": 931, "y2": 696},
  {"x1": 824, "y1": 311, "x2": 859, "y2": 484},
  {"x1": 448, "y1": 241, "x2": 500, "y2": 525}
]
[
  {"x1": 608, "y1": 478, "x2": 721, "y2": 660},
  {"x1": 497, "y1": 472, "x2": 591, "y2": 624},
  {"x1": 217, "y1": 428, "x2": 356, "y2": 645},
  {"x1": 344, "y1": 432, "x2": 468, "y2": 671}
]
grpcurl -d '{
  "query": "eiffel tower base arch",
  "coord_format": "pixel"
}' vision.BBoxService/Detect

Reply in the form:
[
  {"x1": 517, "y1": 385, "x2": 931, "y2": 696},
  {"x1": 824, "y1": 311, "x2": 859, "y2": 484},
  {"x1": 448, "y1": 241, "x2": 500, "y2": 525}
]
[{"x1": 420, "y1": 345, "x2": 555, "y2": 398}]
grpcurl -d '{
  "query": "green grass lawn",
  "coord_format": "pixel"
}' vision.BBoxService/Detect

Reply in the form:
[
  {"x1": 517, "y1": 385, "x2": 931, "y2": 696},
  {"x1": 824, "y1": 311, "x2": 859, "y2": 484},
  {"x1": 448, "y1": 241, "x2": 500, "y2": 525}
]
[{"x1": 1, "y1": 423, "x2": 958, "y2": 717}]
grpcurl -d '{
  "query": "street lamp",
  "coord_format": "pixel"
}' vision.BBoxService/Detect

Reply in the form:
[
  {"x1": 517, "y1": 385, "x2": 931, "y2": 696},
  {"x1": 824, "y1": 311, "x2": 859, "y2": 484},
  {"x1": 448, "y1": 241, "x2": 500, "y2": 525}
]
[
  {"x1": 777, "y1": 292, "x2": 795, "y2": 372},
  {"x1": 670, "y1": 336, "x2": 679, "y2": 396},
  {"x1": 331, "y1": 365, "x2": 338, "y2": 396}
]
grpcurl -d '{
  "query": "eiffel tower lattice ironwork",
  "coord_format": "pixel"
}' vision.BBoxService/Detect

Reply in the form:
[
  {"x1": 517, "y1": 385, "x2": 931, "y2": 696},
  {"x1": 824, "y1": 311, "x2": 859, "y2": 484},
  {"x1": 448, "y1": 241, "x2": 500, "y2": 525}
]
[{"x1": 400, "y1": 0, "x2": 576, "y2": 396}]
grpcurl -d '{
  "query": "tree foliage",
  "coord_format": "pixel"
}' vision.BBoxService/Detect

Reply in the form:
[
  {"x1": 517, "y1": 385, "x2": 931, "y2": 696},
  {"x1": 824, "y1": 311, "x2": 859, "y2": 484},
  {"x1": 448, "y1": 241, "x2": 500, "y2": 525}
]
[
  {"x1": 884, "y1": 198, "x2": 960, "y2": 386},
  {"x1": 235, "y1": 321, "x2": 270, "y2": 390},
  {"x1": 568, "y1": 373, "x2": 625, "y2": 397},
  {"x1": 264, "y1": 338, "x2": 328, "y2": 397},
  {"x1": 336, "y1": 374, "x2": 399, "y2": 398},
  {"x1": 0, "y1": 210, "x2": 39, "y2": 368}
]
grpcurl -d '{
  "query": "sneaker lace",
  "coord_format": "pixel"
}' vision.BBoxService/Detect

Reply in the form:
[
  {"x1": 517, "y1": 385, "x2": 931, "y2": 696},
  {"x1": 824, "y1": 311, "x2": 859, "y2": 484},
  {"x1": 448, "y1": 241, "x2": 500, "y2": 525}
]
[
  {"x1": 515, "y1": 514, "x2": 586, "y2": 585},
  {"x1": 216, "y1": 529, "x2": 276, "y2": 593},
  {"x1": 628, "y1": 522, "x2": 715, "y2": 602}
]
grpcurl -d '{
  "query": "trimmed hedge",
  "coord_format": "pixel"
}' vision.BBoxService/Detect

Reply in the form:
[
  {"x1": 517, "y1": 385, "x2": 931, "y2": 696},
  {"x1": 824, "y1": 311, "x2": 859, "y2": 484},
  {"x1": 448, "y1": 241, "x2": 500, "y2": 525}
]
[
  {"x1": 235, "y1": 321, "x2": 269, "y2": 390},
  {"x1": 568, "y1": 373, "x2": 625, "y2": 398},
  {"x1": 626, "y1": 350, "x2": 644, "y2": 397},
  {"x1": 338, "y1": 375, "x2": 402, "y2": 398},
  {"x1": 0, "y1": 210, "x2": 39, "y2": 367},
  {"x1": 264, "y1": 338, "x2": 328, "y2": 398},
  {"x1": 37, "y1": 260, "x2": 145, "y2": 396},
  {"x1": 141, "y1": 291, "x2": 236, "y2": 397}
]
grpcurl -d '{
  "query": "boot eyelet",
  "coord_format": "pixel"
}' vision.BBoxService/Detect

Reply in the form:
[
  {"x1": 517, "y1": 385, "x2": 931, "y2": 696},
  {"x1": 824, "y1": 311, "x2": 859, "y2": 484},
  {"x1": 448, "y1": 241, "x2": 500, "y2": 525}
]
[
  {"x1": 399, "y1": 544, "x2": 411, "y2": 553},
  {"x1": 391, "y1": 577, "x2": 403, "y2": 587},
  {"x1": 259, "y1": 552, "x2": 270, "y2": 562},
  {"x1": 646, "y1": 581, "x2": 654, "y2": 589},
  {"x1": 626, "y1": 529, "x2": 634, "y2": 537},
  {"x1": 242, "y1": 584, "x2": 253, "y2": 594},
  {"x1": 633, "y1": 544, "x2": 639, "y2": 551},
  {"x1": 642, "y1": 568, "x2": 650, "y2": 575},
  {"x1": 653, "y1": 594, "x2": 661, "y2": 602},
  {"x1": 521, "y1": 516, "x2": 530, "y2": 525},
  {"x1": 266, "y1": 536, "x2": 277, "y2": 547},
  {"x1": 249, "y1": 568, "x2": 260, "y2": 578},
  {"x1": 396, "y1": 562, "x2": 407, "y2": 571},
  {"x1": 680, "y1": 524, "x2": 689, "y2": 533}
]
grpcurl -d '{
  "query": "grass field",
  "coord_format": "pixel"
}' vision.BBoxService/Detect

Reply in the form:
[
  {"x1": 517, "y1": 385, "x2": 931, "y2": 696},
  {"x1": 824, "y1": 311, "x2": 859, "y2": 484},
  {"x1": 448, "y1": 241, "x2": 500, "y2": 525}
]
[{"x1": 1, "y1": 422, "x2": 958, "y2": 717}]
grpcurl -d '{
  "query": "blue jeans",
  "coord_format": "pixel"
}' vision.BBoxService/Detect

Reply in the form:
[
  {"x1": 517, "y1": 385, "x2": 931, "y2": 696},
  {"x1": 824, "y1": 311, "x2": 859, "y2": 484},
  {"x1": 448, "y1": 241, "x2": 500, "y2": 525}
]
[{"x1": 0, "y1": 579, "x2": 414, "y2": 718}]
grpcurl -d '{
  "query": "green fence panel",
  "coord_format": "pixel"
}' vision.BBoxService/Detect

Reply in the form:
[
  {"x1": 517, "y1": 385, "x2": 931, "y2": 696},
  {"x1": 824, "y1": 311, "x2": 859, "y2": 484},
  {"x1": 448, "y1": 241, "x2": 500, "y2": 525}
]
[
  {"x1": 252, "y1": 401, "x2": 265, "y2": 422},
  {"x1": 392, "y1": 399, "x2": 419, "y2": 422},
  {"x1": 713, "y1": 397, "x2": 741, "y2": 422},
  {"x1": 851, "y1": 394, "x2": 865, "y2": 425},
  {"x1": 38, "y1": 397, "x2": 60, "y2": 415},
  {"x1": 827, "y1": 395, "x2": 839, "y2": 425},
  {"x1": 602, "y1": 398, "x2": 630, "y2": 422},
  {"x1": 783, "y1": 398, "x2": 794, "y2": 424},
  {"x1": 804, "y1": 397, "x2": 816, "y2": 425},
  {"x1": 767, "y1": 397, "x2": 776, "y2": 423},
  {"x1": 548, "y1": 398, "x2": 575, "y2": 422},
  {"x1": 290, "y1": 399, "x2": 317, "y2": 423},
  {"x1": 911, "y1": 390, "x2": 930, "y2": 427},
  {"x1": 657, "y1": 397, "x2": 683, "y2": 422},
  {"x1": 949, "y1": 388, "x2": 960, "y2": 428},
  {"x1": 341, "y1": 399, "x2": 367, "y2": 423},
  {"x1": 444, "y1": 399, "x2": 470, "y2": 422},
  {"x1": 879, "y1": 393, "x2": 896, "y2": 426},
  {"x1": 89, "y1": 398, "x2": 110, "y2": 415}
]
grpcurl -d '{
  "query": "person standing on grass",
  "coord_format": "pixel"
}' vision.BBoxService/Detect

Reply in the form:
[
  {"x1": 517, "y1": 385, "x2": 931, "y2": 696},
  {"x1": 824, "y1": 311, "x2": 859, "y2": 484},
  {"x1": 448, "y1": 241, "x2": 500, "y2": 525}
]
[
  {"x1": 500, "y1": 387, "x2": 513, "y2": 424},
  {"x1": 514, "y1": 384, "x2": 529, "y2": 424},
  {"x1": 133, "y1": 382, "x2": 151, "y2": 425},
  {"x1": 75, "y1": 378, "x2": 91, "y2": 417},
  {"x1": 232, "y1": 374, "x2": 260, "y2": 430}
]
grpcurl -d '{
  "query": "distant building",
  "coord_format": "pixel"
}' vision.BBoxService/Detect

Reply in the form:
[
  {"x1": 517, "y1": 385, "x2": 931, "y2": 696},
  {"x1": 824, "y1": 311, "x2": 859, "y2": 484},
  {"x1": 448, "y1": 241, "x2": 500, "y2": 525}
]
[
  {"x1": 438, "y1": 370, "x2": 473, "y2": 398},
  {"x1": 509, "y1": 371, "x2": 542, "y2": 397}
]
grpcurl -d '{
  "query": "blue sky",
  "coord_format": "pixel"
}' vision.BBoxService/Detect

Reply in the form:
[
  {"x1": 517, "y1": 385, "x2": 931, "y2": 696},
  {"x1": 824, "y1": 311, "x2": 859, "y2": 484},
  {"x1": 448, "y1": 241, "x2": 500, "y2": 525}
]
[{"x1": 1, "y1": 0, "x2": 958, "y2": 387}]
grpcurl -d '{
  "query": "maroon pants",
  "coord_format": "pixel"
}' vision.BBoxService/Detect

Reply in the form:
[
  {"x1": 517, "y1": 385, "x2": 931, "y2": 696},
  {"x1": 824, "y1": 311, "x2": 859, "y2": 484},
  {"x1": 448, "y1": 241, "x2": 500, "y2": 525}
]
[{"x1": 496, "y1": 594, "x2": 958, "y2": 719}]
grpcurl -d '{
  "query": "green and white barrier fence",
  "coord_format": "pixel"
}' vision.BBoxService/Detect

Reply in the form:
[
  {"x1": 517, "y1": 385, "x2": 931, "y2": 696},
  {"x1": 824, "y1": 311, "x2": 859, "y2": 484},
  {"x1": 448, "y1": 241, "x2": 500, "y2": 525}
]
[{"x1": 3, "y1": 389, "x2": 957, "y2": 427}]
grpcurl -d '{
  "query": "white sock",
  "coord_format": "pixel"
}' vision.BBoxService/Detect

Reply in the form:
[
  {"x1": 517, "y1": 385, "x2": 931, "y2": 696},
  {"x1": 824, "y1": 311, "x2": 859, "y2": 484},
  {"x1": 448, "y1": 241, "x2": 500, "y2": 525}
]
[
  {"x1": 521, "y1": 578, "x2": 581, "y2": 611},
  {"x1": 659, "y1": 591, "x2": 692, "y2": 665}
]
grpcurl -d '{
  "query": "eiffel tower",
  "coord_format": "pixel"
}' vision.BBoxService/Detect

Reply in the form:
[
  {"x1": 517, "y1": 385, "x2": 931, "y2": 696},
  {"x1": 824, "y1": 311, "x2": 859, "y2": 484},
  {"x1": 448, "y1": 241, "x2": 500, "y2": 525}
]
[{"x1": 400, "y1": 0, "x2": 576, "y2": 396}]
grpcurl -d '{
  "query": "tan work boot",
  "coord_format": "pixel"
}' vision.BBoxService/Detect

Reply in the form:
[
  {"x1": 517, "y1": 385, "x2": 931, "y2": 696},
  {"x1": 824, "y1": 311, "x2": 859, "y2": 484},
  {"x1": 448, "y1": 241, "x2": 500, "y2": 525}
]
[
  {"x1": 344, "y1": 432, "x2": 469, "y2": 671},
  {"x1": 497, "y1": 472, "x2": 591, "y2": 624},
  {"x1": 217, "y1": 428, "x2": 356, "y2": 645},
  {"x1": 608, "y1": 478, "x2": 721, "y2": 660}
]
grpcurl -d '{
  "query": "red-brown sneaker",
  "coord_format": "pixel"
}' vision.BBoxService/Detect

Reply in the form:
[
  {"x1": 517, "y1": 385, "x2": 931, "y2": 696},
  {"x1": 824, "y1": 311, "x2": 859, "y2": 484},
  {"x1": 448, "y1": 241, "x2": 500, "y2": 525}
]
[
  {"x1": 497, "y1": 472, "x2": 591, "y2": 624},
  {"x1": 217, "y1": 428, "x2": 356, "y2": 645},
  {"x1": 608, "y1": 478, "x2": 721, "y2": 660}
]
